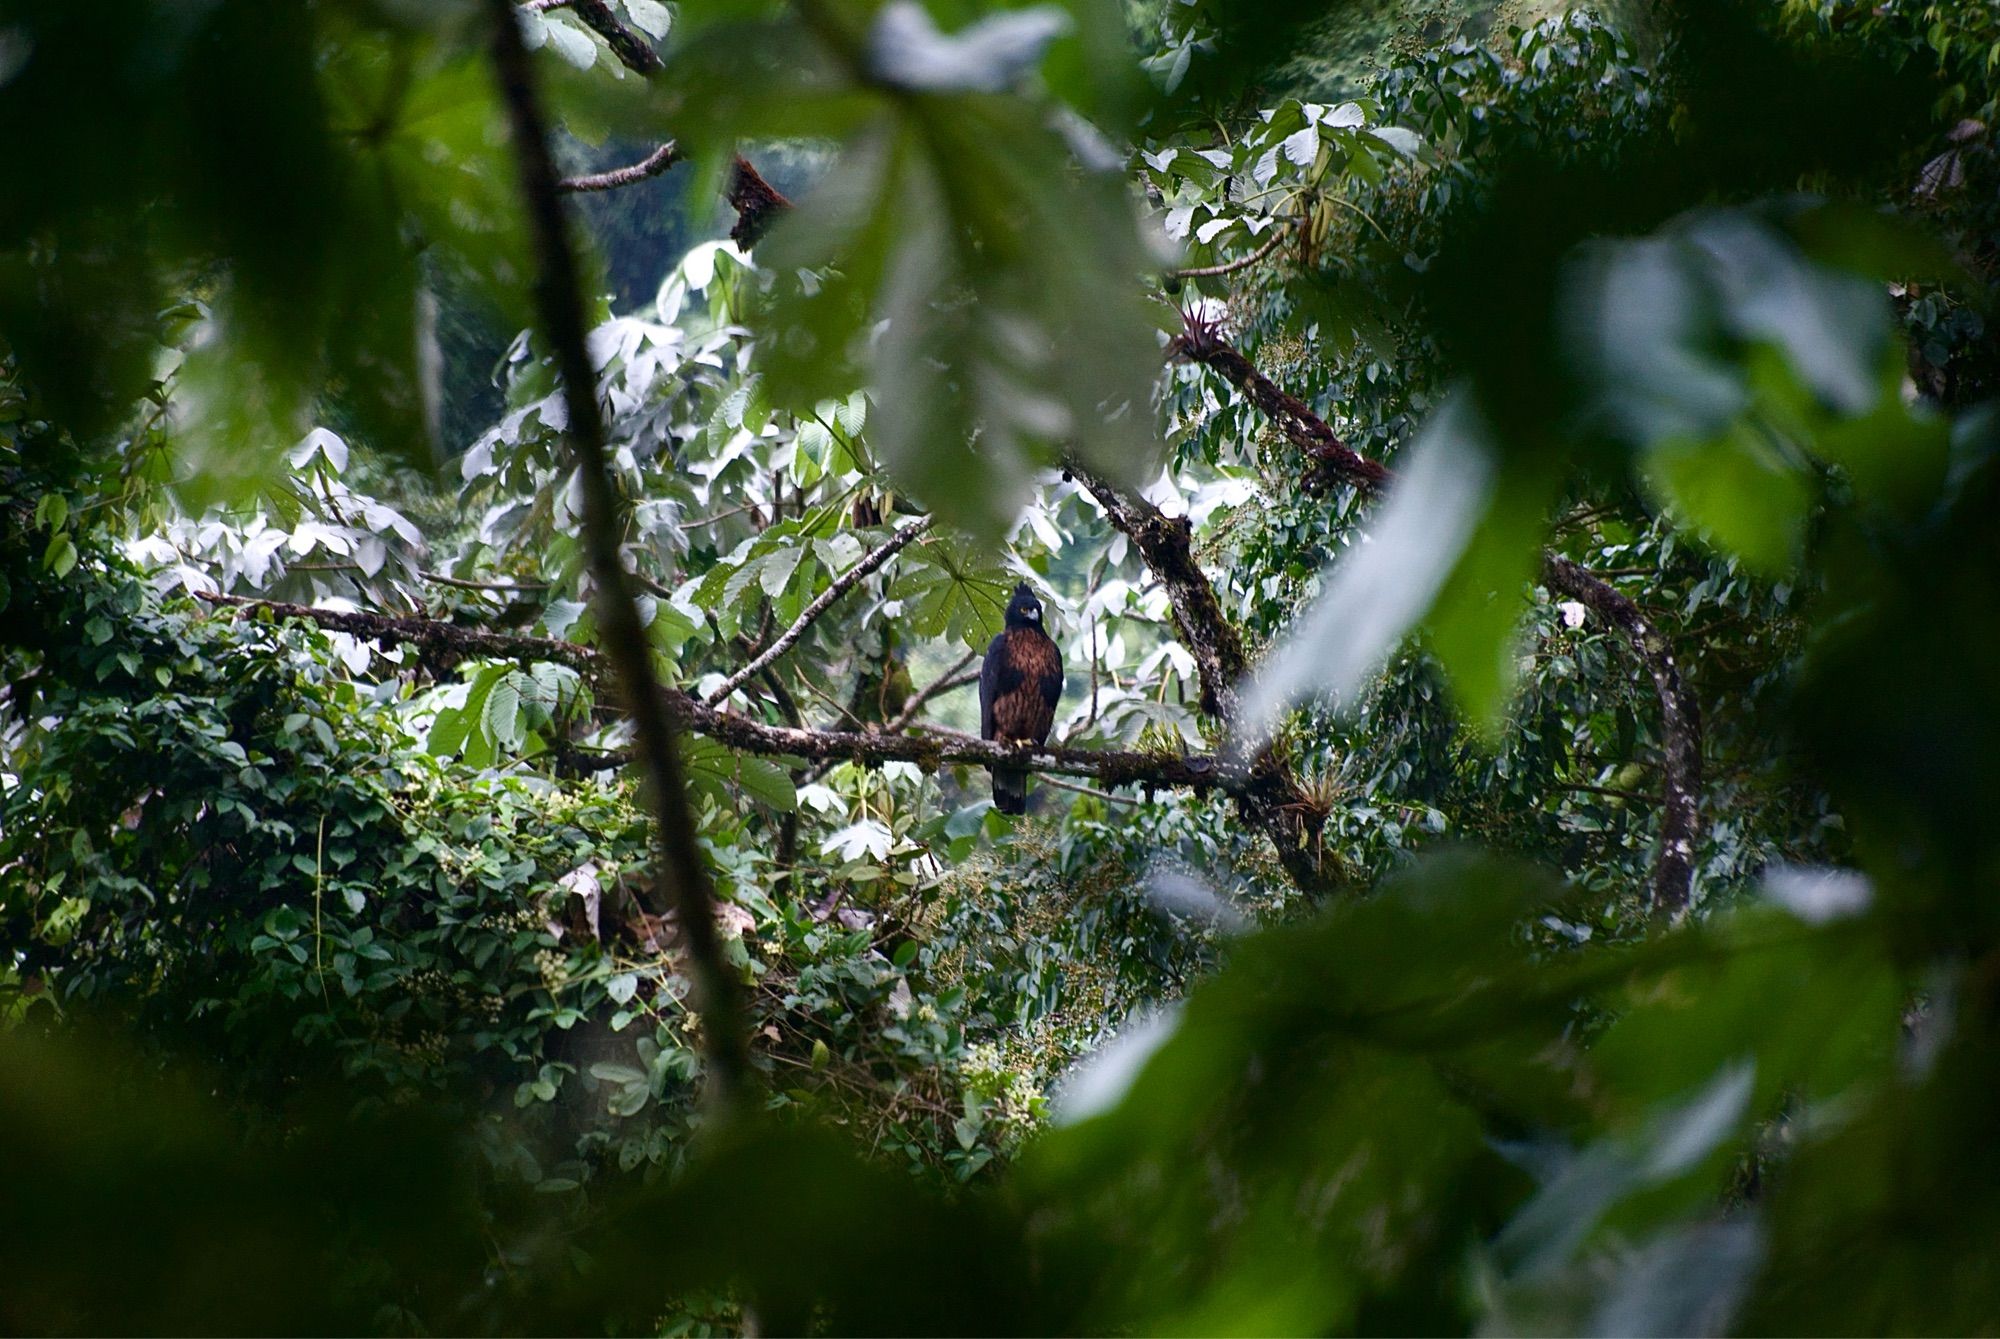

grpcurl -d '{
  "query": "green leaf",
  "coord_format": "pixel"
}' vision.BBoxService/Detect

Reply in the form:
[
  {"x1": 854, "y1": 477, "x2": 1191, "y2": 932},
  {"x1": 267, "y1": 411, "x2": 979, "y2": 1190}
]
[
  {"x1": 760, "y1": 544, "x2": 805, "y2": 598},
  {"x1": 1424, "y1": 462, "x2": 1562, "y2": 736},
  {"x1": 744, "y1": 92, "x2": 1162, "y2": 542},
  {"x1": 483, "y1": 674, "x2": 524, "y2": 751},
  {"x1": 735, "y1": 756, "x2": 798, "y2": 813},
  {"x1": 1644, "y1": 422, "x2": 1812, "y2": 575},
  {"x1": 541, "y1": 16, "x2": 599, "y2": 70},
  {"x1": 44, "y1": 532, "x2": 77, "y2": 578},
  {"x1": 588, "y1": 1061, "x2": 649, "y2": 1085},
  {"x1": 623, "y1": 0, "x2": 673, "y2": 39}
]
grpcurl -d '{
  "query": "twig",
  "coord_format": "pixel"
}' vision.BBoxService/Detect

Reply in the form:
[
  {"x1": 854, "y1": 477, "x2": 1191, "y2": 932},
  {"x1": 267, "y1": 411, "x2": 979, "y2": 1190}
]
[
  {"x1": 879, "y1": 653, "x2": 977, "y2": 735},
  {"x1": 793, "y1": 673, "x2": 871, "y2": 731},
  {"x1": 1172, "y1": 225, "x2": 1289, "y2": 280},
  {"x1": 703, "y1": 517, "x2": 933, "y2": 707},
  {"x1": 486, "y1": 0, "x2": 750, "y2": 1111},
  {"x1": 420, "y1": 569, "x2": 551, "y2": 593},
  {"x1": 559, "y1": 142, "x2": 683, "y2": 194},
  {"x1": 682, "y1": 499, "x2": 772, "y2": 531},
  {"x1": 1040, "y1": 775, "x2": 1141, "y2": 807},
  {"x1": 1554, "y1": 781, "x2": 1661, "y2": 803},
  {"x1": 511, "y1": 0, "x2": 790, "y2": 258}
]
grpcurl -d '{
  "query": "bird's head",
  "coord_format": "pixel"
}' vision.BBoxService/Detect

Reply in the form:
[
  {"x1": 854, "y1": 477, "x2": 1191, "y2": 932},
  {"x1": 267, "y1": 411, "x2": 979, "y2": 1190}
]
[{"x1": 1004, "y1": 582, "x2": 1045, "y2": 630}]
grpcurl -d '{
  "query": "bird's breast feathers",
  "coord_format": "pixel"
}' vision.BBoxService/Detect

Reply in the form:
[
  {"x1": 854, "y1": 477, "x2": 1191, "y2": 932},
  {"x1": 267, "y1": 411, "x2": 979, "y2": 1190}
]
[{"x1": 982, "y1": 627, "x2": 1062, "y2": 745}]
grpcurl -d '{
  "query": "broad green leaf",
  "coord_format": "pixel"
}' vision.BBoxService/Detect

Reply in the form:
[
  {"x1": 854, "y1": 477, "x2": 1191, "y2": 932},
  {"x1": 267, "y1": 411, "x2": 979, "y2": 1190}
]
[
  {"x1": 1644, "y1": 422, "x2": 1811, "y2": 574},
  {"x1": 1423, "y1": 460, "x2": 1561, "y2": 736}
]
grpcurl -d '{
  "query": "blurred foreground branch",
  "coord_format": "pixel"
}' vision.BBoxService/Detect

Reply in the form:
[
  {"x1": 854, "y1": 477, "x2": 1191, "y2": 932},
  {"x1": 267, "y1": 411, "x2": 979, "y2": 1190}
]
[{"x1": 487, "y1": 0, "x2": 751, "y2": 1109}]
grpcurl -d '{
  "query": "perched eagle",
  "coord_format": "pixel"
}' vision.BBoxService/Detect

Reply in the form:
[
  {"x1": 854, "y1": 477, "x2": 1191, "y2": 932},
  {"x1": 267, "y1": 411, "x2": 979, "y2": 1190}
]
[{"x1": 979, "y1": 583, "x2": 1064, "y2": 814}]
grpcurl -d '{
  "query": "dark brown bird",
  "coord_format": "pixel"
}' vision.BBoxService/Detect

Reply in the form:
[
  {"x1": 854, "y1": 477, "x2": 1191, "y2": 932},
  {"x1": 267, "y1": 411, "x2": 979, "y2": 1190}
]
[{"x1": 979, "y1": 583, "x2": 1063, "y2": 814}]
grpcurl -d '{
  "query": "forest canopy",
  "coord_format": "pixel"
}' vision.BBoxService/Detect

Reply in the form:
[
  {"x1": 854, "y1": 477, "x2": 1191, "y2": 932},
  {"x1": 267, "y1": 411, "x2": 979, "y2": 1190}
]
[{"x1": 1, "y1": 0, "x2": 1998, "y2": 1332}]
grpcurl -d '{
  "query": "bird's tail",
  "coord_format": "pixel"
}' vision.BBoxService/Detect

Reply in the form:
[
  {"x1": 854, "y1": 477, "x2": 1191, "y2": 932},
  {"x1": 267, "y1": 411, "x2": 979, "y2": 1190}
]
[{"x1": 990, "y1": 765, "x2": 1027, "y2": 815}]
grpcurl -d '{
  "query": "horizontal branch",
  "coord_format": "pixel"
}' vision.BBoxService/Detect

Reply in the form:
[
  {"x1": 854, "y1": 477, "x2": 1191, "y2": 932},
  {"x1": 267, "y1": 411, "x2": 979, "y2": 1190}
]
[
  {"x1": 798, "y1": 653, "x2": 977, "y2": 787},
  {"x1": 197, "y1": 593, "x2": 1243, "y2": 795},
  {"x1": 678, "y1": 699, "x2": 1246, "y2": 791},
  {"x1": 559, "y1": 142, "x2": 682, "y2": 193},
  {"x1": 702, "y1": 516, "x2": 933, "y2": 707},
  {"x1": 198, "y1": 592, "x2": 600, "y2": 677}
]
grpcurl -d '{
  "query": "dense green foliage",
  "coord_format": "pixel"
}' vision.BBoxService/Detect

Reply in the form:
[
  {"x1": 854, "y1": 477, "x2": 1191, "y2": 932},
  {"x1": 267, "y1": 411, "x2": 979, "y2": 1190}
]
[{"x1": 3, "y1": 0, "x2": 1998, "y2": 1332}]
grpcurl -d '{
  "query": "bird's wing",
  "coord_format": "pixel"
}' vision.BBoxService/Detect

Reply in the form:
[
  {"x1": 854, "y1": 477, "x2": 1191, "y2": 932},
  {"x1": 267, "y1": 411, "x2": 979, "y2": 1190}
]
[
  {"x1": 978, "y1": 632, "x2": 1011, "y2": 741},
  {"x1": 1018, "y1": 631, "x2": 1062, "y2": 744}
]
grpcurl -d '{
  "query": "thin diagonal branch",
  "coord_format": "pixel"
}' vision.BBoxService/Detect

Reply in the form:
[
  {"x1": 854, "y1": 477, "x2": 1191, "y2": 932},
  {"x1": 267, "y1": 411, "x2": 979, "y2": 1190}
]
[
  {"x1": 1175, "y1": 321, "x2": 1704, "y2": 916},
  {"x1": 486, "y1": 0, "x2": 750, "y2": 1110},
  {"x1": 420, "y1": 569, "x2": 551, "y2": 593},
  {"x1": 881, "y1": 653, "x2": 978, "y2": 735},
  {"x1": 560, "y1": 142, "x2": 683, "y2": 193},
  {"x1": 566, "y1": 0, "x2": 663, "y2": 73},
  {"x1": 1172, "y1": 225, "x2": 1289, "y2": 280},
  {"x1": 703, "y1": 516, "x2": 933, "y2": 707},
  {"x1": 1169, "y1": 317, "x2": 1389, "y2": 492}
]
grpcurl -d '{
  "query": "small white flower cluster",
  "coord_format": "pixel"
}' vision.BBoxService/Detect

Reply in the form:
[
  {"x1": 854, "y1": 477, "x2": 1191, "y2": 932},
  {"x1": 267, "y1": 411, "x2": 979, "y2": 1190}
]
[{"x1": 960, "y1": 1041, "x2": 1048, "y2": 1130}]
